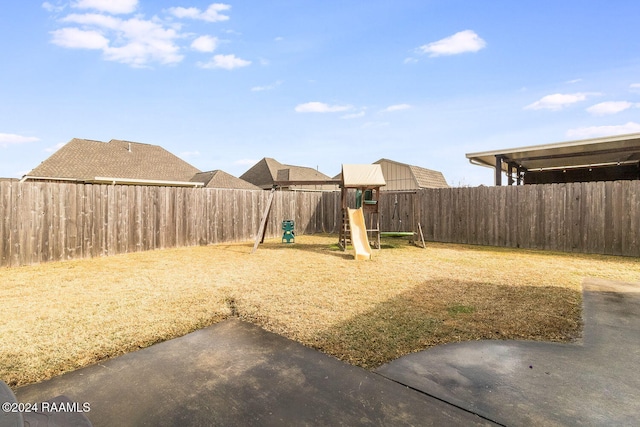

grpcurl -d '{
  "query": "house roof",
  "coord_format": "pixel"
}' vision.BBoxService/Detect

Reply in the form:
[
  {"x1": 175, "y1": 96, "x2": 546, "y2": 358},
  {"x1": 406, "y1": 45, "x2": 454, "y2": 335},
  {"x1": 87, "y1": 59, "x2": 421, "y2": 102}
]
[
  {"x1": 240, "y1": 157, "x2": 334, "y2": 189},
  {"x1": 239, "y1": 158, "x2": 279, "y2": 188},
  {"x1": 24, "y1": 138, "x2": 201, "y2": 184},
  {"x1": 191, "y1": 170, "x2": 261, "y2": 190},
  {"x1": 374, "y1": 158, "x2": 449, "y2": 188},
  {"x1": 465, "y1": 132, "x2": 640, "y2": 172}
]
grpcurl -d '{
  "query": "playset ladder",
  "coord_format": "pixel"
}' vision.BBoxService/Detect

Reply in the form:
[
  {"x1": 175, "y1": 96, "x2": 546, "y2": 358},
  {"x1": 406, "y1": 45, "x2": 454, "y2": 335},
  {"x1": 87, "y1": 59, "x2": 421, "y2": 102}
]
[{"x1": 339, "y1": 208, "x2": 380, "y2": 250}]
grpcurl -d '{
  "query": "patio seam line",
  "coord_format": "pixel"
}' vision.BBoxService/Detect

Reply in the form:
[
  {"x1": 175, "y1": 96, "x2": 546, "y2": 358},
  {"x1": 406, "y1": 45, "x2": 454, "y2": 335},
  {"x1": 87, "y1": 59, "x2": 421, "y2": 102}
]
[{"x1": 372, "y1": 371, "x2": 507, "y2": 427}]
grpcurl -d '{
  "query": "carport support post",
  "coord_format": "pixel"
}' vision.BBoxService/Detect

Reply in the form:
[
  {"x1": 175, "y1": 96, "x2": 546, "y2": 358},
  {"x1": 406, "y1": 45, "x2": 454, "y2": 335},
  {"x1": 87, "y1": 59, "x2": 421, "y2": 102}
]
[
  {"x1": 507, "y1": 162, "x2": 516, "y2": 186},
  {"x1": 494, "y1": 155, "x2": 503, "y2": 186},
  {"x1": 517, "y1": 166, "x2": 525, "y2": 185}
]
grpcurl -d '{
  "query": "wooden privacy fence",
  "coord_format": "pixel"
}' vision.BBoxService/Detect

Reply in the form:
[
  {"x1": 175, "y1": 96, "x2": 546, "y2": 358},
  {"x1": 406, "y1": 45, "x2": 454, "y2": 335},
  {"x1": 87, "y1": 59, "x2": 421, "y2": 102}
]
[
  {"x1": 1, "y1": 180, "x2": 639, "y2": 267},
  {"x1": 0, "y1": 182, "x2": 341, "y2": 267},
  {"x1": 377, "y1": 181, "x2": 640, "y2": 257}
]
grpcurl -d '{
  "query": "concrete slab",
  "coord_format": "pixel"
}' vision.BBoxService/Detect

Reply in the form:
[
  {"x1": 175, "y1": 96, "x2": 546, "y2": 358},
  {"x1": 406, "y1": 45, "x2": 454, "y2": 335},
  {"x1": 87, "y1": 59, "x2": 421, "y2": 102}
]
[
  {"x1": 376, "y1": 278, "x2": 640, "y2": 426},
  {"x1": 15, "y1": 320, "x2": 494, "y2": 427}
]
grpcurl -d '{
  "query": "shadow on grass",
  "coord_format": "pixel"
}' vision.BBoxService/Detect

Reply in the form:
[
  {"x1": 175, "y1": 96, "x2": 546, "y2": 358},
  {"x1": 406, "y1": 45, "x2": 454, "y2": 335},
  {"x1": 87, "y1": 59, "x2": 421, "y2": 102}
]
[
  {"x1": 309, "y1": 279, "x2": 583, "y2": 370},
  {"x1": 254, "y1": 241, "x2": 354, "y2": 260},
  {"x1": 253, "y1": 235, "x2": 420, "y2": 259}
]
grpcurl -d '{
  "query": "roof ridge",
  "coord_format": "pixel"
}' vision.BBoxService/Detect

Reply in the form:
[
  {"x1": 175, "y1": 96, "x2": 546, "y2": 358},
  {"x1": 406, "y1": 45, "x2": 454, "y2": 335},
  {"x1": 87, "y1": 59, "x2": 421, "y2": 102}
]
[
  {"x1": 109, "y1": 139, "x2": 156, "y2": 146},
  {"x1": 71, "y1": 138, "x2": 104, "y2": 144}
]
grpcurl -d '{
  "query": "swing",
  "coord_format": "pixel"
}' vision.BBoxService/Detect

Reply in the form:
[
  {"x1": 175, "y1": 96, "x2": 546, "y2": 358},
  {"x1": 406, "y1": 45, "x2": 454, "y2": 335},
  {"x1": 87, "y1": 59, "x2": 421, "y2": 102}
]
[
  {"x1": 380, "y1": 193, "x2": 414, "y2": 237},
  {"x1": 379, "y1": 193, "x2": 426, "y2": 248}
]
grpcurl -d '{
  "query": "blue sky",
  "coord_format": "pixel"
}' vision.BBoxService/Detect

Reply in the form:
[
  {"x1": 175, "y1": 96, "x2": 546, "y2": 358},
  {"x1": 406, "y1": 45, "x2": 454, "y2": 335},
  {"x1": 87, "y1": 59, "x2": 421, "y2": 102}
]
[{"x1": 1, "y1": 0, "x2": 639, "y2": 186}]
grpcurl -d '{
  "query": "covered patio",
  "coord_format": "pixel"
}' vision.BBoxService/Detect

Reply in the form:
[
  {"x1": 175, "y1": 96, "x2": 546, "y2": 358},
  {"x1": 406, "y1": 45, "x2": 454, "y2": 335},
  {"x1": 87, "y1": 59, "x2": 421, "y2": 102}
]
[{"x1": 466, "y1": 132, "x2": 640, "y2": 185}]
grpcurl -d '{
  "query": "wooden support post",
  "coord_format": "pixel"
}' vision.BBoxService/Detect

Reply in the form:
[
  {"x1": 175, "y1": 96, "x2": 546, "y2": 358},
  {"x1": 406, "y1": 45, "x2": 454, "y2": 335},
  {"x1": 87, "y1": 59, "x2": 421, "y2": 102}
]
[
  {"x1": 507, "y1": 162, "x2": 515, "y2": 186},
  {"x1": 417, "y1": 222, "x2": 426, "y2": 248},
  {"x1": 517, "y1": 166, "x2": 524, "y2": 185},
  {"x1": 251, "y1": 187, "x2": 276, "y2": 253},
  {"x1": 495, "y1": 155, "x2": 503, "y2": 186}
]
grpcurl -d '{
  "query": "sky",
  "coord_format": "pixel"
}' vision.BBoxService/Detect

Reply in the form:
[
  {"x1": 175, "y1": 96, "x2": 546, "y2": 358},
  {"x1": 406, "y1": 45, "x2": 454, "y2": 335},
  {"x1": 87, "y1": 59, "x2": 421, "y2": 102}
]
[{"x1": 1, "y1": 0, "x2": 640, "y2": 186}]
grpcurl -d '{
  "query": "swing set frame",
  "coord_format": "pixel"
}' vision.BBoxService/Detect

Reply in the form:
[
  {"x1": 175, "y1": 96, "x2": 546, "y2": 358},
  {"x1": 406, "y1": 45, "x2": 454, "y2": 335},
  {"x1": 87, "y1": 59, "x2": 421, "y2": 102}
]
[{"x1": 379, "y1": 191, "x2": 426, "y2": 248}]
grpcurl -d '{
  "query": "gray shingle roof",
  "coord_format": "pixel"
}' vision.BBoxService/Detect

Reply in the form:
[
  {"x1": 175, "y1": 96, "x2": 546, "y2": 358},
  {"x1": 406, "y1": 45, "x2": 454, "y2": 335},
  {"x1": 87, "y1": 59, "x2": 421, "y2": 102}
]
[
  {"x1": 25, "y1": 138, "x2": 201, "y2": 182},
  {"x1": 191, "y1": 170, "x2": 261, "y2": 190},
  {"x1": 239, "y1": 158, "x2": 279, "y2": 189},
  {"x1": 240, "y1": 157, "x2": 334, "y2": 189}
]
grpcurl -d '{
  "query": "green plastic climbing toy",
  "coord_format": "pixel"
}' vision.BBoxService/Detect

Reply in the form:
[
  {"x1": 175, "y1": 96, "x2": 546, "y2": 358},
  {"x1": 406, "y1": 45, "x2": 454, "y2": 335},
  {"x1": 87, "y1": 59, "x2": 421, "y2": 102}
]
[{"x1": 282, "y1": 220, "x2": 295, "y2": 243}]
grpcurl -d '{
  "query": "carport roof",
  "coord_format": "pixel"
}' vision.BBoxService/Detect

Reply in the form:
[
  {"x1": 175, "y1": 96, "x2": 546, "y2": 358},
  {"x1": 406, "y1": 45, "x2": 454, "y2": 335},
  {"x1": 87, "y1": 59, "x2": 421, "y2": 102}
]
[{"x1": 466, "y1": 132, "x2": 640, "y2": 171}]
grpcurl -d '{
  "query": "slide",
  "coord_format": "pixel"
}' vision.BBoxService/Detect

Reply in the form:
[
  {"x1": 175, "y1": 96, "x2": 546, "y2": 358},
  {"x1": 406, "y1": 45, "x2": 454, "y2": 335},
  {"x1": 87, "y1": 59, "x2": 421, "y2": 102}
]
[{"x1": 348, "y1": 207, "x2": 372, "y2": 260}]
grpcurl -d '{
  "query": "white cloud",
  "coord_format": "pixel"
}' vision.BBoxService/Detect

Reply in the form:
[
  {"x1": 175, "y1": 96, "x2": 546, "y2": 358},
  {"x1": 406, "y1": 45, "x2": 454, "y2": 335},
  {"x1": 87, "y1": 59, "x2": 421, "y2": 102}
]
[
  {"x1": 566, "y1": 122, "x2": 640, "y2": 139},
  {"x1": 54, "y1": 14, "x2": 183, "y2": 66},
  {"x1": 72, "y1": 0, "x2": 138, "y2": 14},
  {"x1": 105, "y1": 43, "x2": 182, "y2": 66},
  {"x1": 418, "y1": 30, "x2": 486, "y2": 57},
  {"x1": 587, "y1": 101, "x2": 635, "y2": 116},
  {"x1": 341, "y1": 111, "x2": 365, "y2": 119},
  {"x1": 566, "y1": 78, "x2": 582, "y2": 84},
  {"x1": 0, "y1": 133, "x2": 40, "y2": 148},
  {"x1": 383, "y1": 104, "x2": 411, "y2": 112},
  {"x1": 62, "y1": 12, "x2": 120, "y2": 28},
  {"x1": 295, "y1": 102, "x2": 352, "y2": 113},
  {"x1": 629, "y1": 83, "x2": 640, "y2": 93},
  {"x1": 42, "y1": 2, "x2": 65, "y2": 13},
  {"x1": 524, "y1": 93, "x2": 594, "y2": 111},
  {"x1": 106, "y1": 19, "x2": 183, "y2": 66},
  {"x1": 198, "y1": 54, "x2": 251, "y2": 70},
  {"x1": 191, "y1": 35, "x2": 218, "y2": 52},
  {"x1": 403, "y1": 57, "x2": 418, "y2": 64},
  {"x1": 51, "y1": 27, "x2": 109, "y2": 49},
  {"x1": 251, "y1": 80, "x2": 282, "y2": 92},
  {"x1": 47, "y1": 3, "x2": 235, "y2": 68},
  {"x1": 168, "y1": 3, "x2": 231, "y2": 22}
]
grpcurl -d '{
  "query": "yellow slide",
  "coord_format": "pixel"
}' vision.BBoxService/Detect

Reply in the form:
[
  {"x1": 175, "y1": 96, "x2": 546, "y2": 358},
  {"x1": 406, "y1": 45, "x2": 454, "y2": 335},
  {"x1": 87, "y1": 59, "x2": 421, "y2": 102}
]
[{"x1": 348, "y1": 207, "x2": 372, "y2": 260}]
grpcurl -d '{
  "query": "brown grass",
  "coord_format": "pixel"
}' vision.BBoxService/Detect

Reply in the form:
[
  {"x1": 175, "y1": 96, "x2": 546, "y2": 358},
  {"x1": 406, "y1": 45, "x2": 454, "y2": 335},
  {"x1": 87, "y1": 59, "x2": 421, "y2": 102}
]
[{"x1": 1, "y1": 235, "x2": 639, "y2": 388}]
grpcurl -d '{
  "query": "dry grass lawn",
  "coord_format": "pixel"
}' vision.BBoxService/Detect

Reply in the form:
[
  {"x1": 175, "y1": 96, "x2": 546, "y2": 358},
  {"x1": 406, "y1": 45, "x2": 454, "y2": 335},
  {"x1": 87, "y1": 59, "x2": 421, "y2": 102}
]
[{"x1": 2, "y1": 234, "x2": 639, "y2": 388}]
